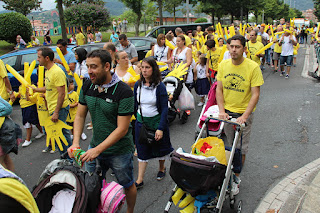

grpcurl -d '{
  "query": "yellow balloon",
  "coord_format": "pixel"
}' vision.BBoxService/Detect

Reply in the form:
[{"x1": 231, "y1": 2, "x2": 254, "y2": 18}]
[
  {"x1": 275, "y1": 31, "x2": 285, "y2": 35},
  {"x1": 25, "y1": 60, "x2": 36, "y2": 84},
  {"x1": 156, "y1": 61, "x2": 166, "y2": 66},
  {"x1": 159, "y1": 66, "x2": 168, "y2": 72},
  {"x1": 44, "y1": 117, "x2": 72, "y2": 151},
  {"x1": 8, "y1": 92, "x2": 19, "y2": 105},
  {"x1": 127, "y1": 66, "x2": 137, "y2": 76},
  {"x1": 38, "y1": 66, "x2": 44, "y2": 88},
  {"x1": 179, "y1": 201, "x2": 195, "y2": 213},
  {"x1": 284, "y1": 29, "x2": 293, "y2": 34},
  {"x1": 165, "y1": 39, "x2": 176, "y2": 50},
  {"x1": 172, "y1": 188, "x2": 185, "y2": 205},
  {"x1": 255, "y1": 42, "x2": 274, "y2": 56},
  {"x1": 218, "y1": 45, "x2": 227, "y2": 63},
  {"x1": 74, "y1": 73, "x2": 82, "y2": 95},
  {"x1": 178, "y1": 194, "x2": 195, "y2": 208},
  {"x1": 56, "y1": 47, "x2": 70, "y2": 73},
  {"x1": 6, "y1": 64, "x2": 30, "y2": 87}
]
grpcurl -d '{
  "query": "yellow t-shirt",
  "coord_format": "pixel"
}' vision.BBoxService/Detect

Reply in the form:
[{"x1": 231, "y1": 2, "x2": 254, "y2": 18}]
[
  {"x1": 45, "y1": 64, "x2": 70, "y2": 114},
  {"x1": 184, "y1": 35, "x2": 192, "y2": 47},
  {"x1": 200, "y1": 45, "x2": 208, "y2": 54},
  {"x1": 76, "y1": 32, "x2": 85, "y2": 45},
  {"x1": 206, "y1": 48, "x2": 222, "y2": 71},
  {"x1": 192, "y1": 46, "x2": 198, "y2": 63},
  {"x1": 217, "y1": 58, "x2": 264, "y2": 113},
  {"x1": 18, "y1": 86, "x2": 35, "y2": 108},
  {"x1": 257, "y1": 35, "x2": 262, "y2": 43},
  {"x1": 247, "y1": 41, "x2": 264, "y2": 65},
  {"x1": 0, "y1": 64, "x2": 9, "y2": 100},
  {"x1": 273, "y1": 36, "x2": 282, "y2": 53},
  {"x1": 145, "y1": 50, "x2": 152, "y2": 58},
  {"x1": 66, "y1": 91, "x2": 79, "y2": 123}
]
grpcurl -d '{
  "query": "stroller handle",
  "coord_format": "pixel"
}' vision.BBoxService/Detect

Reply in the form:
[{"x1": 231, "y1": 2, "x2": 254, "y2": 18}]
[{"x1": 205, "y1": 116, "x2": 246, "y2": 128}]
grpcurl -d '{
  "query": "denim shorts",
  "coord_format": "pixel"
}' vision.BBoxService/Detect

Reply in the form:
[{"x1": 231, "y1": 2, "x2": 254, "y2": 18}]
[
  {"x1": 280, "y1": 55, "x2": 293, "y2": 67},
  {"x1": 85, "y1": 145, "x2": 135, "y2": 188}
]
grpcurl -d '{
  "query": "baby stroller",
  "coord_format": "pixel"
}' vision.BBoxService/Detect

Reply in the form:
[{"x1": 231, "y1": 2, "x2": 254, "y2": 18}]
[
  {"x1": 164, "y1": 116, "x2": 245, "y2": 213},
  {"x1": 195, "y1": 82, "x2": 223, "y2": 139},
  {"x1": 32, "y1": 154, "x2": 102, "y2": 213},
  {"x1": 163, "y1": 76, "x2": 189, "y2": 124}
]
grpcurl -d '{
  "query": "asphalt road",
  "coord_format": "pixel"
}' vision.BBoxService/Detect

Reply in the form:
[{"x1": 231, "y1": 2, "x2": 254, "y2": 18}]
[{"x1": 9, "y1": 44, "x2": 320, "y2": 213}]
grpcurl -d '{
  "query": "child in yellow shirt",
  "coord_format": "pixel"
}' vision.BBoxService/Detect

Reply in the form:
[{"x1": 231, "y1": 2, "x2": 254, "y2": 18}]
[
  {"x1": 66, "y1": 79, "x2": 87, "y2": 140},
  {"x1": 17, "y1": 72, "x2": 44, "y2": 147},
  {"x1": 205, "y1": 39, "x2": 222, "y2": 83}
]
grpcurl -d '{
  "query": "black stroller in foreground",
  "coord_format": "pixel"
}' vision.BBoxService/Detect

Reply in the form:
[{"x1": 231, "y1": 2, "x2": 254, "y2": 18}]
[{"x1": 164, "y1": 116, "x2": 245, "y2": 213}]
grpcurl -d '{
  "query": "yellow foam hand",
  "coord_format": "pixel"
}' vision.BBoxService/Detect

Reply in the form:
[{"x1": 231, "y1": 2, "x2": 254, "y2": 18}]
[
  {"x1": 56, "y1": 47, "x2": 70, "y2": 74},
  {"x1": 26, "y1": 43, "x2": 33, "y2": 48},
  {"x1": 166, "y1": 63, "x2": 188, "y2": 80},
  {"x1": 127, "y1": 66, "x2": 138, "y2": 77},
  {"x1": 224, "y1": 27, "x2": 229, "y2": 39},
  {"x1": 44, "y1": 117, "x2": 72, "y2": 151}
]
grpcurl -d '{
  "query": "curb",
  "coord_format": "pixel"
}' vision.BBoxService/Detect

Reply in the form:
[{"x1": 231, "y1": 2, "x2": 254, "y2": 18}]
[{"x1": 254, "y1": 158, "x2": 320, "y2": 213}]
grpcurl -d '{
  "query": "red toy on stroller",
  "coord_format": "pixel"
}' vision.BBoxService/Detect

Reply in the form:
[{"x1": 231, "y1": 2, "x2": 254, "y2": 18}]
[{"x1": 164, "y1": 116, "x2": 245, "y2": 213}]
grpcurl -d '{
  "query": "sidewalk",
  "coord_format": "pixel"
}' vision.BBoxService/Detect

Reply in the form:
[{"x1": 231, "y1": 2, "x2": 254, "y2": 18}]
[{"x1": 255, "y1": 44, "x2": 320, "y2": 213}]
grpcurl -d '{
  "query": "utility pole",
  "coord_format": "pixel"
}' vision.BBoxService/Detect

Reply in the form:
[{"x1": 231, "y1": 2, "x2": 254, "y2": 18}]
[{"x1": 186, "y1": 0, "x2": 189, "y2": 24}]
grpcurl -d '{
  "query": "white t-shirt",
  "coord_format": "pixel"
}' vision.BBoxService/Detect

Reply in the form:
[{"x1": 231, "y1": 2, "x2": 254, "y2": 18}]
[
  {"x1": 196, "y1": 64, "x2": 207, "y2": 79},
  {"x1": 154, "y1": 44, "x2": 169, "y2": 62},
  {"x1": 75, "y1": 60, "x2": 88, "y2": 78},
  {"x1": 95, "y1": 32, "x2": 102, "y2": 42},
  {"x1": 281, "y1": 35, "x2": 296, "y2": 56},
  {"x1": 137, "y1": 84, "x2": 158, "y2": 117},
  {"x1": 173, "y1": 47, "x2": 193, "y2": 83}
]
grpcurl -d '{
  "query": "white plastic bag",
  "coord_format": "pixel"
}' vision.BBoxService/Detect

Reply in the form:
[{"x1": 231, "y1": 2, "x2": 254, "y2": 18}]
[{"x1": 178, "y1": 84, "x2": 195, "y2": 111}]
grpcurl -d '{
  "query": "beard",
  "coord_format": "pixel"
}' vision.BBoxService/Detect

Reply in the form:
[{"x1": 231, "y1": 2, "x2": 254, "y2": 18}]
[{"x1": 90, "y1": 72, "x2": 107, "y2": 85}]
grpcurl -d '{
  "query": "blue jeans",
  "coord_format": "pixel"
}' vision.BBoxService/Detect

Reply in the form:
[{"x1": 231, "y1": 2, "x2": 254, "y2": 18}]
[
  {"x1": 280, "y1": 55, "x2": 293, "y2": 67},
  {"x1": 86, "y1": 145, "x2": 135, "y2": 188},
  {"x1": 50, "y1": 106, "x2": 72, "y2": 156},
  {"x1": 265, "y1": 48, "x2": 271, "y2": 64}
]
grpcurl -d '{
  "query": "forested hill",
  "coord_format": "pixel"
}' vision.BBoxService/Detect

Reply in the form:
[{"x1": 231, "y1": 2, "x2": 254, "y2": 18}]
[{"x1": 294, "y1": 0, "x2": 314, "y2": 11}]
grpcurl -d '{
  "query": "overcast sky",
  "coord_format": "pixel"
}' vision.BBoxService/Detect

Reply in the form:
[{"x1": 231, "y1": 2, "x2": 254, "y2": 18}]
[{"x1": 0, "y1": 0, "x2": 56, "y2": 11}]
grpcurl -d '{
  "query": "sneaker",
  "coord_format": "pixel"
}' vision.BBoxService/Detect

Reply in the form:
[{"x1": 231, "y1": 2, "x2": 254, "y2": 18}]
[
  {"x1": 35, "y1": 132, "x2": 45, "y2": 139},
  {"x1": 22, "y1": 140, "x2": 32, "y2": 147},
  {"x1": 81, "y1": 133, "x2": 87, "y2": 140},
  {"x1": 157, "y1": 168, "x2": 166, "y2": 181},
  {"x1": 231, "y1": 182, "x2": 240, "y2": 195},
  {"x1": 135, "y1": 181, "x2": 144, "y2": 189},
  {"x1": 111, "y1": 172, "x2": 115, "y2": 176},
  {"x1": 87, "y1": 125, "x2": 93, "y2": 130},
  {"x1": 285, "y1": 74, "x2": 289, "y2": 79},
  {"x1": 197, "y1": 102, "x2": 204, "y2": 107},
  {"x1": 42, "y1": 146, "x2": 51, "y2": 153},
  {"x1": 50, "y1": 149, "x2": 57, "y2": 154},
  {"x1": 280, "y1": 71, "x2": 285, "y2": 77}
]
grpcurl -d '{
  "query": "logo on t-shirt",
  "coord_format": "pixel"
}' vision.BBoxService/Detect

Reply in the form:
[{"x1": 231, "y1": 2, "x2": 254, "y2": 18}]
[{"x1": 224, "y1": 73, "x2": 245, "y2": 92}]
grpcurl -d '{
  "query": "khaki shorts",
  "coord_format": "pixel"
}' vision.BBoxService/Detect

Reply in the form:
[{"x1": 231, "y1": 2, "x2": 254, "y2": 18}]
[{"x1": 223, "y1": 113, "x2": 254, "y2": 155}]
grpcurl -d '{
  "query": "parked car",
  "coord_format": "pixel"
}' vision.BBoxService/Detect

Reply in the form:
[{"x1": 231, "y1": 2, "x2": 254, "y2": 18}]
[
  {"x1": 72, "y1": 37, "x2": 157, "y2": 61},
  {"x1": 146, "y1": 23, "x2": 213, "y2": 38},
  {"x1": 0, "y1": 45, "x2": 75, "y2": 92}
]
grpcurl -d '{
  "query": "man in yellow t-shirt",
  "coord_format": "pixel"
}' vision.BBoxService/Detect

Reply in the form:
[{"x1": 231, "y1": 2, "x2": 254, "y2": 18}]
[
  {"x1": 175, "y1": 27, "x2": 192, "y2": 48},
  {"x1": 76, "y1": 28, "x2": 86, "y2": 46},
  {"x1": 0, "y1": 60, "x2": 15, "y2": 102},
  {"x1": 32, "y1": 47, "x2": 71, "y2": 155},
  {"x1": 247, "y1": 30, "x2": 265, "y2": 66},
  {"x1": 216, "y1": 35, "x2": 264, "y2": 194},
  {"x1": 205, "y1": 39, "x2": 222, "y2": 82},
  {"x1": 273, "y1": 25, "x2": 283, "y2": 72}
]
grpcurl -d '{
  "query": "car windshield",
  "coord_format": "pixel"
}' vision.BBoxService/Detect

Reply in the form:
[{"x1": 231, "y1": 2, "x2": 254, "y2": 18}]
[{"x1": 131, "y1": 39, "x2": 147, "y2": 47}]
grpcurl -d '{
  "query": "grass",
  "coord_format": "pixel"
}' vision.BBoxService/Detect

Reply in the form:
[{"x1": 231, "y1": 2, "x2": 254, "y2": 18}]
[{"x1": 0, "y1": 29, "x2": 151, "y2": 56}]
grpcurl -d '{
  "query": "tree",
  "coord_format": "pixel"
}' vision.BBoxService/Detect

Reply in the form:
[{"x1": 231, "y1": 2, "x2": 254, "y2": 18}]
[
  {"x1": 62, "y1": 0, "x2": 104, "y2": 7},
  {"x1": 57, "y1": 0, "x2": 67, "y2": 41},
  {"x1": 119, "y1": 0, "x2": 144, "y2": 36},
  {"x1": 152, "y1": 0, "x2": 164, "y2": 25},
  {"x1": 0, "y1": 12, "x2": 33, "y2": 44},
  {"x1": 1, "y1": 0, "x2": 41, "y2": 16},
  {"x1": 197, "y1": 0, "x2": 225, "y2": 25},
  {"x1": 64, "y1": 3, "x2": 110, "y2": 30},
  {"x1": 163, "y1": 0, "x2": 184, "y2": 24},
  {"x1": 315, "y1": 0, "x2": 320, "y2": 21}
]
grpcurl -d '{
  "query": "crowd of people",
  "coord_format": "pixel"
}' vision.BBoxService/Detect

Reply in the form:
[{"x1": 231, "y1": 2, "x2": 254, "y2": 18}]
[{"x1": 0, "y1": 18, "x2": 315, "y2": 212}]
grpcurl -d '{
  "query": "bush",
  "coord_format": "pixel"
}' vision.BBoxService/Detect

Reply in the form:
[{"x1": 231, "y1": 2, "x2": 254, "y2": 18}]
[
  {"x1": 64, "y1": 3, "x2": 110, "y2": 30},
  {"x1": 0, "y1": 12, "x2": 33, "y2": 44},
  {"x1": 195, "y1": 18, "x2": 208, "y2": 23}
]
